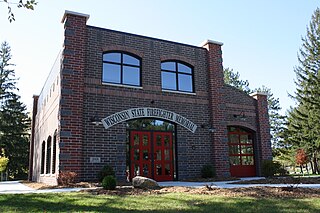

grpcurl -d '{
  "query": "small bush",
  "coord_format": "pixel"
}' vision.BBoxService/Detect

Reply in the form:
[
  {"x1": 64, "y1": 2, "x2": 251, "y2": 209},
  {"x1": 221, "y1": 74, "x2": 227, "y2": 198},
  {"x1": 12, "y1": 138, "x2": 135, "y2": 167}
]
[
  {"x1": 57, "y1": 171, "x2": 77, "y2": 186},
  {"x1": 102, "y1": 175, "x2": 117, "y2": 190},
  {"x1": 261, "y1": 160, "x2": 283, "y2": 177},
  {"x1": 98, "y1": 165, "x2": 115, "y2": 182},
  {"x1": 201, "y1": 164, "x2": 216, "y2": 178}
]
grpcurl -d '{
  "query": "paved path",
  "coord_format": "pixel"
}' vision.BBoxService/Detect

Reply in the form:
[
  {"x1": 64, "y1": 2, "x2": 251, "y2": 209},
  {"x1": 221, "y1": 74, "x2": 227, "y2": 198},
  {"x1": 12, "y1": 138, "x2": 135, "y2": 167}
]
[
  {"x1": 0, "y1": 181, "x2": 87, "y2": 194},
  {"x1": 158, "y1": 177, "x2": 320, "y2": 188},
  {"x1": 1, "y1": 177, "x2": 320, "y2": 194}
]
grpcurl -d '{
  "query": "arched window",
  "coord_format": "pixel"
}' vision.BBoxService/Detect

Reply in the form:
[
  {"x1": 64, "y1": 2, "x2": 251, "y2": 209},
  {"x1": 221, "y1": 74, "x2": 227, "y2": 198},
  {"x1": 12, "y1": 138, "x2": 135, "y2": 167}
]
[
  {"x1": 52, "y1": 132, "x2": 57, "y2": 174},
  {"x1": 102, "y1": 52, "x2": 141, "y2": 86},
  {"x1": 41, "y1": 141, "x2": 45, "y2": 174},
  {"x1": 161, "y1": 61, "x2": 194, "y2": 93},
  {"x1": 46, "y1": 136, "x2": 52, "y2": 174}
]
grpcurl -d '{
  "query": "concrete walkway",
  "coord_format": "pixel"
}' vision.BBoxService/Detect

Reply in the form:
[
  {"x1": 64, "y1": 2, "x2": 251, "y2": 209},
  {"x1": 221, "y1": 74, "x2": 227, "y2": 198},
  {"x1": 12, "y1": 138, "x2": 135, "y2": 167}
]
[
  {"x1": 158, "y1": 177, "x2": 320, "y2": 189},
  {"x1": 1, "y1": 177, "x2": 320, "y2": 194},
  {"x1": 0, "y1": 181, "x2": 88, "y2": 194}
]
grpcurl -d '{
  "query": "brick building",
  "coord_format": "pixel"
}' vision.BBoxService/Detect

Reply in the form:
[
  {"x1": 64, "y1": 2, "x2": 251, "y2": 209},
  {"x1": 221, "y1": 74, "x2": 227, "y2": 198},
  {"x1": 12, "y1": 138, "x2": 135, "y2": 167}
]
[{"x1": 29, "y1": 11, "x2": 272, "y2": 185}]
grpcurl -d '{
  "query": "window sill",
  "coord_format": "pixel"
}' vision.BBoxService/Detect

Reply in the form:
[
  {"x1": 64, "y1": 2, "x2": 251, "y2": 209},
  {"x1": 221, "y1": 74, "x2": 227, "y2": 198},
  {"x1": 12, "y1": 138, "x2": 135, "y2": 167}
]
[
  {"x1": 102, "y1": 82, "x2": 143, "y2": 89},
  {"x1": 162, "y1": 89, "x2": 196, "y2": 95}
]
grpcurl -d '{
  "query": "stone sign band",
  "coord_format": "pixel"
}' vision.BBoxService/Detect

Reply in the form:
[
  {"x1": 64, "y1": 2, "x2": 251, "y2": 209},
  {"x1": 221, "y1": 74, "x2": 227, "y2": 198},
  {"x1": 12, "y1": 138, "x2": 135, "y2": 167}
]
[{"x1": 101, "y1": 107, "x2": 197, "y2": 133}]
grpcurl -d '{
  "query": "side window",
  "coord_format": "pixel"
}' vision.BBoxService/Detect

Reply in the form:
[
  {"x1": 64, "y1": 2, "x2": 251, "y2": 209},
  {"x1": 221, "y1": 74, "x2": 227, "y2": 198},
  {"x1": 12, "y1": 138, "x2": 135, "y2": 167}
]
[
  {"x1": 102, "y1": 52, "x2": 141, "y2": 86},
  {"x1": 161, "y1": 61, "x2": 194, "y2": 93},
  {"x1": 41, "y1": 141, "x2": 45, "y2": 174}
]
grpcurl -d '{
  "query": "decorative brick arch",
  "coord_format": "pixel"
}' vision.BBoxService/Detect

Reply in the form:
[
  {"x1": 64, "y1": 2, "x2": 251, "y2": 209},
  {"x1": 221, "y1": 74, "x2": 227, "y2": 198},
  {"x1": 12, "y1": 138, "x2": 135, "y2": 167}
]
[
  {"x1": 227, "y1": 122, "x2": 257, "y2": 132},
  {"x1": 160, "y1": 55, "x2": 195, "y2": 66},
  {"x1": 102, "y1": 45, "x2": 144, "y2": 58}
]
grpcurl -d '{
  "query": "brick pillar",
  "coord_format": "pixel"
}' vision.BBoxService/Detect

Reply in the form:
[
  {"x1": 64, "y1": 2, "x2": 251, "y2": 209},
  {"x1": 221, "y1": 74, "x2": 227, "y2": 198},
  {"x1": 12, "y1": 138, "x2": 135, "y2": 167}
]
[
  {"x1": 29, "y1": 95, "x2": 39, "y2": 181},
  {"x1": 251, "y1": 92, "x2": 272, "y2": 162},
  {"x1": 59, "y1": 11, "x2": 89, "y2": 178},
  {"x1": 202, "y1": 40, "x2": 230, "y2": 177}
]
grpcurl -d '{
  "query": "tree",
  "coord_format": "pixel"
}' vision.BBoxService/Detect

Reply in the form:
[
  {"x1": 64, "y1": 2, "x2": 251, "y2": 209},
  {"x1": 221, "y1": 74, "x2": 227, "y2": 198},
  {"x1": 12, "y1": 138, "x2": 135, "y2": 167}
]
[
  {"x1": 1, "y1": 0, "x2": 37, "y2": 22},
  {"x1": 0, "y1": 41, "x2": 17, "y2": 100},
  {"x1": 0, "y1": 148, "x2": 9, "y2": 180},
  {"x1": 283, "y1": 8, "x2": 320, "y2": 174},
  {"x1": 296, "y1": 149, "x2": 308, "y2": 174},
  {"x1": 253, "y1": 86, "x2": 286, "y2": 149},
  {"x1": 0, "y1": 41, "x2": 30, "y2": 179},
  {"x1": 223, "y1": 67, "x2": 251, "y2": 94}
]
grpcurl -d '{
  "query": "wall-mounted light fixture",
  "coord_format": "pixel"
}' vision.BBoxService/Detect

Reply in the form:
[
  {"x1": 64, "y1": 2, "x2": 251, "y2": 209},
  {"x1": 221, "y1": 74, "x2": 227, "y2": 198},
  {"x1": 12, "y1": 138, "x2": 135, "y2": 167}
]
[
  {"x1": 233, "y1": 111, "x2": 246, "y2": 121},
  {"x1": 201, "y1": 124, "x2": 216, "y2": 133},
  {"x1": 90, "y1": 115, "x2": 102, "y2": 126}
]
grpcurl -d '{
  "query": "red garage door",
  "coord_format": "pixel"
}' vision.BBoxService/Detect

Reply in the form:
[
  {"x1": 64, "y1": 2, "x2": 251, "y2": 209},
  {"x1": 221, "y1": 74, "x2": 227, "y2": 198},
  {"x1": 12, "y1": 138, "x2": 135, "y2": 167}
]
[{"x1": 228, "y1": 127, "x2": 256, "y2": 177}]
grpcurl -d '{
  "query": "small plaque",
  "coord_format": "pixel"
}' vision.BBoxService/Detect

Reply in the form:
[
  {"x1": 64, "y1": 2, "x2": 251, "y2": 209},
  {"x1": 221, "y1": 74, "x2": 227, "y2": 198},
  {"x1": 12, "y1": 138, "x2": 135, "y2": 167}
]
[{"x1": 90, "y1": 157, "x2": 101, "y2": 163}]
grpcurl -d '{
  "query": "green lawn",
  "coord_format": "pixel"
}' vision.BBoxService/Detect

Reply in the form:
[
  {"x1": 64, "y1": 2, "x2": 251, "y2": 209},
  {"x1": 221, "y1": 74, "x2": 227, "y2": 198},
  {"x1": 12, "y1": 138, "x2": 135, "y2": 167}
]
[{"x1": 0, "y1": 192, "x2": 319, "y2": 213}]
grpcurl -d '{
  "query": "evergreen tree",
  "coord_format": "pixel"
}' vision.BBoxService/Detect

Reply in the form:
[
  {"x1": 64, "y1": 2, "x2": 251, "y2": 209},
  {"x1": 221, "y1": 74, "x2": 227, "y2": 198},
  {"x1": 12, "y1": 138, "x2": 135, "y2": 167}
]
[
  {"x1": 0, "y1": 41, "x2": 16, "y2": 101},
  {"x1": 253, "y1": 86, "x2": 286, "y2": 149},
  {"x1": 223, "y1": 67, "x2": 251, "y2": 94},
  {"x1": 284, "y1": 8, "x2": 320, "y2": 174},
  {"x1": 0, "y1": 41, "x2": 30, "y2": 179}
]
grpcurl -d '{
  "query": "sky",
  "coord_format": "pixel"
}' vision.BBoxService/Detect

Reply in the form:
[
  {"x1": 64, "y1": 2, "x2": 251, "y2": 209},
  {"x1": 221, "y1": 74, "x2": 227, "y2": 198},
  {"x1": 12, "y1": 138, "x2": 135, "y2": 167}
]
[{"x1": 0, "y1": 0, "x2": 319, "y2": 114}]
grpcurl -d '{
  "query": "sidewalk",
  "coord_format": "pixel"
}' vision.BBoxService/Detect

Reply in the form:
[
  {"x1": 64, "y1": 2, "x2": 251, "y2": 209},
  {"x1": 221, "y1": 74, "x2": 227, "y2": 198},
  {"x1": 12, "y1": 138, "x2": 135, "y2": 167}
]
[
  {"x1": 1, "y1": 177, "x2": 320, "y2": 194},
  {"x1": 158, "y1": 177, "x2": 320, "y2": 189},
  {"x1": 0, "y1": 181, "x2": 88, "y2": 194}
]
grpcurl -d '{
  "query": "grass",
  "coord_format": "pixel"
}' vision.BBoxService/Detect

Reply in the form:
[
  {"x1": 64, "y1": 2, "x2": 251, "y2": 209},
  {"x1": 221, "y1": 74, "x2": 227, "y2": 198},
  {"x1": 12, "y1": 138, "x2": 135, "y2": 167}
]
[{"x1": 0, "y1": 192, "x2": 320, "y2": 213}]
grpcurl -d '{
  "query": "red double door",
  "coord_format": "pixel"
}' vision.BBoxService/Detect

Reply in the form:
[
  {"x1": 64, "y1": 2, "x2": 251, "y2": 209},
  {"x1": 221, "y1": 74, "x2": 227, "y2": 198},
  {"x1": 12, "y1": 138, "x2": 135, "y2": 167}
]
[{"x1": 130, "y1": 131, "x2": 174, "y2": 181}]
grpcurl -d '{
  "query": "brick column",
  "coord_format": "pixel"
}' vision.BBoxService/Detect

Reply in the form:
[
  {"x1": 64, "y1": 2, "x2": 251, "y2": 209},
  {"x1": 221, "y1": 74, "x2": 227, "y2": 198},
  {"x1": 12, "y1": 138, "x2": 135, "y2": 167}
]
[
  {"x1": 59, "y1": 11, "x2": 89, "y2": 178},
  {"x1": 29, "y1": 95, "x2": 39, "y2": 181},
  {"x1": 251, "y1": 92, "x2": 272, "y2": 162},
  {"x1": 202, "y1": 40, "x2": 230, "y2": 177}
]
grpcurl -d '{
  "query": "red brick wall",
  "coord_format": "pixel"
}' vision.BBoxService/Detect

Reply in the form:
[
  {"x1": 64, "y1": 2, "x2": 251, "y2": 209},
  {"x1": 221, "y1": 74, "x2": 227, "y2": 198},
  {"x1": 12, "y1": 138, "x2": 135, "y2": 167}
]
[
  {"x1": 59, "y1": 12, "x2": 88, "y2": 177},
  {"x1": 202, "y1": 41, "x2": 230, "y2": 177},
  {"x1": 252, "y1": 93, "x2": 272, "y2": 163},
  {"x1": 82, "y1": 27, "x2": 213, "y2": 181}
]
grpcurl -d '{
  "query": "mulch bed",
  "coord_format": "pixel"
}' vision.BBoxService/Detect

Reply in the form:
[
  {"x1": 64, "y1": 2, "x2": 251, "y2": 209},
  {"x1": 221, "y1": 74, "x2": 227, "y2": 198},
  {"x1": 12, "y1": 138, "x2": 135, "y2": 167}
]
[
  {"x1": 23, "y1": 176, "x2": 320, "y2": 199},
  {"x1": 84, "y1": 186, "x2": 320, "y2": 198},
  {"x1": 231, "y1": 176, "x2": 320, "y2": 185}
]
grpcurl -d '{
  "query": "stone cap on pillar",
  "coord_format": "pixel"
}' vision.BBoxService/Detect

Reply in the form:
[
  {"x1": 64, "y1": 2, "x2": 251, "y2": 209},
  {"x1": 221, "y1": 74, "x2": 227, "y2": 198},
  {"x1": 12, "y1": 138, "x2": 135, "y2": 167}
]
[
  {"x1": 200, "y1": 39, "x2": 224, "y2": 47},
  {"x1": 250, "y1": 92, "x2": 268, "y2": 100},
  {"x1": 61, "y1": 10, "x2": 90, "y2": 23}
]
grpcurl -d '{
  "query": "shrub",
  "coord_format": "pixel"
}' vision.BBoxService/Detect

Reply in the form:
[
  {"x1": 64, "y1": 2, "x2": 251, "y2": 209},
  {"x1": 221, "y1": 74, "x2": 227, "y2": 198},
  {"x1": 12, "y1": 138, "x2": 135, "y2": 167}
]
[
  {"x1": 102, "y1": 175, "x2": 117, "y2": 190},
  {"x1": 57, "y1": 171, "x2": 77, "y2": 186},
  {"x1": 201, "y1": 164, "x2": 216, "y2": 178},
  {"x1": 261, "y1": 160, "x2": 283, "y2": 177},
  {"x1": 0, "y1": 149, "x2": 9, "y2": 173},
  {"x1": 98, "y1": 165, "x2": 115, "y2": 182}
]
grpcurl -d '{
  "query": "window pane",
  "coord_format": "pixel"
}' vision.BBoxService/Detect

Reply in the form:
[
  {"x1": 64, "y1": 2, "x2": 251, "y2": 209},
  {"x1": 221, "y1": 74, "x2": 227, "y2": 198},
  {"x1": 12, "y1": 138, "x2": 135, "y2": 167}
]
[
  {"x1": 103, "y1": 63, "x2": 121, "y2": 83},
  {"x1": 229, "y1": 145, "x2": 240, "y2": 155},
  {"x1": 241, "y1": 145, "x2": 253, "y2": 154},
  {"x1": 162, "y1": 71, "x2": 177, "y2": 90},
  {"x1": 229, "y1": 134, "x2": 238, "y2": 144},
  {"x1": 123, "y1": 54, "x2": 140, "y2": 66},
  {"x1": 178, "y1": 74, "x2": 193, "y2": 92},
  {"x1": 240, "y1": 135, "x2": 251, "y2": 144},
  {"x1": 178, "y1": 63, "x2": 192, "y2": 74},
  {"x1": 143, "y1": 135, "x2": 148, "y2": 146},
  {"x1": 103, "y1": 53, "x2": 121, "y2": 63},
  {"x1": 230, "y1": 156, "x2": 241, "y2": 165},
  {"x1": 161, "y1": 62, "x2": 175, "y2": 71},
  {"x1": 242, "y1": 156, "x2": 254, "y2": 165},
  {"x1": 134, "y1": 134, "x2": 139, "y2": 146},
  {"x1": 123, "y1": 66, "x2": 140, "y2": 85},
  {"x1": 143, "y1": 150, "x2": 149, "y2": 160}
]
